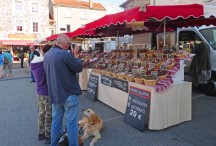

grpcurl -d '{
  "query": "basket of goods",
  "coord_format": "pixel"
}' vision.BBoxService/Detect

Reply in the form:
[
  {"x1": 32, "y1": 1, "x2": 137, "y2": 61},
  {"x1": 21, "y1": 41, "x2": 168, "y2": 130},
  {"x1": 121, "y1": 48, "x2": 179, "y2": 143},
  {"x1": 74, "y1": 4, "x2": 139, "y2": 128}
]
[
  {"x1": 143, "y1": 75, "x2": 158, "y2": 86},
  {"x1": 158, "y1": 70, "x2": 168, "y2": 80},
  {"x1": 134, "y1": 74, "x2": 144, "y2": 84},
  {"x1": 105, "y1": 72, "x2": 112, "y2": 76},
  {"x1": 174, "y1": 52, "x2": 187, "y2": 59},
  {"x1": 111, "y1": 72, "x2": 118, "y2": 78},
  {"x1": 117, "y1": 73, "x2": 127, "y2": 80},
  {"x1": 167, "y1": 61, "x2": 175, "y2": 70},
  {"x1": 126, "y1": 74, "x2": 134, "y2": 82},
  {"x1": 100, "y1": 70, "x2": 106, "y2": 75}
]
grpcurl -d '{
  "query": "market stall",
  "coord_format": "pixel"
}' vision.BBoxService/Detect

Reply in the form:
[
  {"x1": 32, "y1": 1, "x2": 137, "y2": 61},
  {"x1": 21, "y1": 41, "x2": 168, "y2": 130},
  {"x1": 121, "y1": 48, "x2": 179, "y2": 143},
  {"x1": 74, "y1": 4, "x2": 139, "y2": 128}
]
[{"x1": 45, "y1": 4, "x2": 216, "y2": 130}]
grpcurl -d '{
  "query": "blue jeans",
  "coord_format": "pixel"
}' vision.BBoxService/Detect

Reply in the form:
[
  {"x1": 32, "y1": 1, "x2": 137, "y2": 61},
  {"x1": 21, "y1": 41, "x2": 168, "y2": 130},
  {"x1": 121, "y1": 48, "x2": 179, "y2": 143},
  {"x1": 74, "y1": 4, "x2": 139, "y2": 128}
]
[
  {"x1": 51, "y1": 95, "x2": 79, "y2": 146},
  {"x1": 30, "y1": 70, "x2": 35, "y2": 81}
]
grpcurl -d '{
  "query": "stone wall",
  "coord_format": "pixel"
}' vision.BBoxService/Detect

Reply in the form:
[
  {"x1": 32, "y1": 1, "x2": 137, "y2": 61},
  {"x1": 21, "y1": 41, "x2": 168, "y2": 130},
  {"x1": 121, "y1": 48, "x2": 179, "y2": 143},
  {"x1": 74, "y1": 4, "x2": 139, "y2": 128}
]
[
  {"x1": 0, "y1": 0, "x2": 50, "y2": 40},
  {"x1": 123, "y1": 0, "x2": 150, "y2": 10}
]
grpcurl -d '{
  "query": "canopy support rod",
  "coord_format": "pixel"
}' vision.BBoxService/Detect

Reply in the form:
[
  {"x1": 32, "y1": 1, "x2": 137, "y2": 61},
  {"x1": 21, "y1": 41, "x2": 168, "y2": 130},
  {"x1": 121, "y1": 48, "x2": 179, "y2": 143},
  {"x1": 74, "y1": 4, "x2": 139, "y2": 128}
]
[{"x1": 164, "y1": 21, "x2": 166, "y2": 47}]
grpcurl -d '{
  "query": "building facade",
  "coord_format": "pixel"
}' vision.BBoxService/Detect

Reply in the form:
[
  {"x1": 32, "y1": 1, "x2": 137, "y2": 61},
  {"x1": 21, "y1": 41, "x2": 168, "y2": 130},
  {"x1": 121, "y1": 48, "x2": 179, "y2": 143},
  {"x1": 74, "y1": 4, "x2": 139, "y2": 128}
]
[
  {"x1": 0, "y1": 0, "x2": 50, "y2": 46},
  {"x1": 120, "y1": 0, "x2": 216, "y2": 10},
  {"x1": 49, "y1": 0, "x2": 106, "y2": 35}
]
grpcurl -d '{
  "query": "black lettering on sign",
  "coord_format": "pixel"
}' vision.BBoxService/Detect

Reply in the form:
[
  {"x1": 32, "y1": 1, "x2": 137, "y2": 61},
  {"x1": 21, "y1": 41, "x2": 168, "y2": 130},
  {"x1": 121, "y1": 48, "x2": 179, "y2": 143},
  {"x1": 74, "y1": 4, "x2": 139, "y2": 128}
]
[
  {"x1": 148, "y1": 63, "x2": 155, "y2": 69},
  {"x1": 86, "y1": 74, "x2": 99, "y2": 101},
  {"x1": 124, "y1": 86, "x2": 151, "y2": 132},
  {"x1": 113, "y1": 78, "x2": 128, "y2": 93},
  {"x1": 101, "y1": 75, "x2": 114, "y2": 87},
  {"x1": 168, "y1": 53, "x2": 174, "y2": 58}
]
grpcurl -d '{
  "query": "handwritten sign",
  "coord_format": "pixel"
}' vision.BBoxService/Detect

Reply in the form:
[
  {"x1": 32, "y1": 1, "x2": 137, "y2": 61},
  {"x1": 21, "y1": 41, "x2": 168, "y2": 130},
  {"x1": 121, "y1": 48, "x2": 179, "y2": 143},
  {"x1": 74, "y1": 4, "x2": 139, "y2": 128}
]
[
  {"x1": 141, "y1": 70, "x2": 146, "y2": 76},
  {"x1": 141, "y1": 61, "x2": 146, "y2": 67},
  {"x1": 124, "y1": 86, "x2": 151, "y2": 132},
  {"x1": 160, "y1": 64, "x2": 167, "y2": 70},
  {"x1": 127, "y1": 61, "x2": 132, "y2": 66},
  {"x1": 86, "y1": 74, "x2": 99, "y2": 101},
  {"x1": 113, "y1": 78, "x2": 128, "y2": 93},
  {"x1": 134, "y1": 61, "x2": 139, "y2": 67},
  {"x1": 132, "y1": 69, "x2": 138, "y2": 74},
  {"x1": 151, "y1": 71, "x2": 158, "y2": 76},
  {"x1": 157, "y1": 53, "x2": 163, "y2": 59},
  {"x1": 101, "y1": 75, "x2": 114, "y2": 87},
  {"x1": 133, "y1": 52, "x2": 138, "y2": 58},
  {"x1": 140, "y1": 53, "x2": 145, "y2": 59},
  {"x1": 148, "y1": 63, "x2": 155, "y2": 69},
  {"x1": 168, "y1": 53, "x2": 174, "y2": 58}
]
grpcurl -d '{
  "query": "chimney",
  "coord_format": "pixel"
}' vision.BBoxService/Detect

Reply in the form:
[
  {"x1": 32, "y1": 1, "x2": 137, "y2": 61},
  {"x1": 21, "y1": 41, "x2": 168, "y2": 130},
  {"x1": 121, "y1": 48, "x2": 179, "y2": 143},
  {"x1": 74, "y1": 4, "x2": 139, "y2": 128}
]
[{"x1": 89, "y1": 0, "x2": 93, "y2": 8}]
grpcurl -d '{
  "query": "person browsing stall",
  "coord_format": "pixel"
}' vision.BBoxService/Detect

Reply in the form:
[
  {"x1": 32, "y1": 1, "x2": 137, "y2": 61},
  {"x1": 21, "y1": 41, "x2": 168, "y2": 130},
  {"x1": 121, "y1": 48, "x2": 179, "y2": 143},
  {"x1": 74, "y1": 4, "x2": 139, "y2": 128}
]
[
  {"x1": 29, "y1": 45, "x2": 40, "y2": 82},
  {"x1": 43, "y1": 34, "x2": 82, "y2": 146},
  {"x1": 30, "y1": 45, "x2": 52, "y2": 144}
]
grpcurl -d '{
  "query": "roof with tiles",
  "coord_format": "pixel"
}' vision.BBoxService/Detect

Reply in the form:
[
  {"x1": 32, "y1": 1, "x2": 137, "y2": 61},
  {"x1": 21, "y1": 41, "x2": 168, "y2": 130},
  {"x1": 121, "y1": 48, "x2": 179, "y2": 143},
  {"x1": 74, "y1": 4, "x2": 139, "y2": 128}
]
[{"x1": 52, "y1": 0, "x2": 106, "y2": 11}]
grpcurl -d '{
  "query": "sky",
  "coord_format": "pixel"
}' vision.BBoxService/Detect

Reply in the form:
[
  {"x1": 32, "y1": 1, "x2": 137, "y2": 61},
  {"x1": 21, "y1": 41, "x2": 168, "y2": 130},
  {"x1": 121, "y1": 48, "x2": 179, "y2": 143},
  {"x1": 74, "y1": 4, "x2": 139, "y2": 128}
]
[{"x1": 92, "y1": 0, "x2": 126, "y2": 11}]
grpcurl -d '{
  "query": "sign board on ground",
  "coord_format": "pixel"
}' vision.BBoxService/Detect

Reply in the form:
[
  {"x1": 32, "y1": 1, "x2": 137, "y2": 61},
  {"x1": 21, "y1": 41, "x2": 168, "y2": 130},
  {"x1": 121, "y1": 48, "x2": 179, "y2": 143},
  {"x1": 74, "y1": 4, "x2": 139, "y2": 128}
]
[
  {"x1": 86, "y1": 74, "x2": 99, "y2": 101},
  {"x1": 124, "y1": 86, "x2": 151, "y2": 132},
  {"x1": 113, "y1": 78, "x2": 128, "y2": 93},
  {"x1": 101, "y1": 75, "x2": 114, "y2": 87}
]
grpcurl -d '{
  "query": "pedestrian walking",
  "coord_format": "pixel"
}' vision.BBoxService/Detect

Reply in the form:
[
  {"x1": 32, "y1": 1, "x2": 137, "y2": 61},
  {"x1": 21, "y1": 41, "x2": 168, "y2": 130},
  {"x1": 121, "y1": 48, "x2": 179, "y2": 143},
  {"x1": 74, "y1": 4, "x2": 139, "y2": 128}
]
[
  {"x1": 0, "y1": 51, "x2": 3, "y2": 79},
  {"x1": 43, "y1": 34, "x2": 82, "y2": 146},
  {"x1": 3, "y1": 50, "x2": 13, "y2": 77},
  {"x1": 18, "y1": 47, "x2": 24, "y2": 68},
  {"x1": 29, "y1": 45, "x2": 40, "y2": 82},
  {"x1": 31, "y1": 45, "x2": 52, "y2": 145}
]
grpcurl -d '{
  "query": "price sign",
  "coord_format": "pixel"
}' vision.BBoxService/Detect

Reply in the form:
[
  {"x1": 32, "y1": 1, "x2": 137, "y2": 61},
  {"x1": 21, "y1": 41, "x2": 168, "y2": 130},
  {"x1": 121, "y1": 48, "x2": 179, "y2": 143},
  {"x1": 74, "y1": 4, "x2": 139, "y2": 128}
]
[
  {"x1": 86, "y1": 74, "x2": 99, "y2": 101},
  {"x1": 141, "y1": 70, "x2": 146, "y2": 76},
  {"x1": 160, "y1": 64, "x2": 167, "y2": 70},
  {"x1": 157, "y1": 53, "x2": 163, "y2": 59},
  {"x1": 124, "y1": 68, "x2": 129, "y2": 73},
  {"x1": 134, "y1": 61, "x2": 139, "y2": 67},
  {"x1": 113, "y1": 78, "x2": 128, "y2": 93},
  {"x1": 121, "y1": 53, "x2": 125, "y2": 58},
  {"x1": 151, "y1": 71, "x2": 158, "y2": 76},
  {"x1": 140, "y1": 53, "x2": 145, "y2": 59},
  {"x1": 148, "y1": 63, "x2": 155, "y2": 69},
  {"x1": 124, "y1": 86, "x2": 151, "y2": 132},
  {"x1": 163, "y1": 45, "x2": 168, "y2": 50},
  {"x1": 141, "y1": 61, "x2": 146, "y2": 67},
  {"x1": 168, "y1": 53, "x2": 174, "y2": 59},
  {"x1": 132, "y1": 69, "x2": 138, "y2": 74},
  {"x1": 127, "y1": 61, "x2": 132, "y2": 66},
  {"x1": 133, "y1": 52, "x2": 138, "y2": 58},
  {"x1": 101, "y1": 75, "x2": 114, "y2": 87}
]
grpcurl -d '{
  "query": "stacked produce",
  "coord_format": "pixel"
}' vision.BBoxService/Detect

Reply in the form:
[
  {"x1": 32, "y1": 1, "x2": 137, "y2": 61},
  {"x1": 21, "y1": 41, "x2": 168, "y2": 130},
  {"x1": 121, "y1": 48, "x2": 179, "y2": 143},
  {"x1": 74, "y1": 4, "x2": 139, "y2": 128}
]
[
  {"x1": 92, "y1": 48, "x2": 188, "y2": 87},
  {"x1": 79, "y1": 50, "x2": 105, "y2": 68}
]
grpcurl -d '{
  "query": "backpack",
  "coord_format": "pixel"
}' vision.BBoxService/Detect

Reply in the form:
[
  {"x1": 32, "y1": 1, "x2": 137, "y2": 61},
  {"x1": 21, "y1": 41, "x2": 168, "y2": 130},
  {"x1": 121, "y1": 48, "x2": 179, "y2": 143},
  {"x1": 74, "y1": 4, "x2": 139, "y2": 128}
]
[{"x1": 3, "y1": 56, "x2": 10, "y2": 64}]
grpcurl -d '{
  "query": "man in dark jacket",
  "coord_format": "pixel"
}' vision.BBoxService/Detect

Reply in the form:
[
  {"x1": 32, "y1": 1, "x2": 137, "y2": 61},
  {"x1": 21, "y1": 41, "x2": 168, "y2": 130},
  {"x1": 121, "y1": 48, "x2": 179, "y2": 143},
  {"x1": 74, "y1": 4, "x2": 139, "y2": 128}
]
[
  {"x1": 43, "y1": 34, "x2": 82, "y2": 146},
  {"x1": 19, "y1": 47, "x2": 24, "y2": 68},
  {"x1": 29, "y1": 45, "x2": 40, "y2": 82}
]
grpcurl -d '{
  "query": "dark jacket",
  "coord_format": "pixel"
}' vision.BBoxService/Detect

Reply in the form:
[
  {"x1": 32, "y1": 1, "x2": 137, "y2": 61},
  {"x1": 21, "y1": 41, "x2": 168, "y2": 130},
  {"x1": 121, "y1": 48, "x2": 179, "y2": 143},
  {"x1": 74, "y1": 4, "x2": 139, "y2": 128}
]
[
  {"x1": 31, "y1": 60, "x2": 48, "y2": 96},
  {"x1": 43, "y1": 45, "x2": 82, "y2": 104},
  {"x1": 18, "y1": 50, "x2": 24, "y2": 59},
  {"x1": 28, "y1": 51, "x2": 40, "y2": 64}
]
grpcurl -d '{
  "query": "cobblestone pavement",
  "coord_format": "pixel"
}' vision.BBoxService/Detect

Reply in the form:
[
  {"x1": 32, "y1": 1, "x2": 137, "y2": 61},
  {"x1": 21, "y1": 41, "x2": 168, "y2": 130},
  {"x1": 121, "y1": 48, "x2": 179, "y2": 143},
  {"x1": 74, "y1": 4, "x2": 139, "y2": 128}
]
[{"x1": 0, "y1": 68, "x2": 216, "y2": 146}]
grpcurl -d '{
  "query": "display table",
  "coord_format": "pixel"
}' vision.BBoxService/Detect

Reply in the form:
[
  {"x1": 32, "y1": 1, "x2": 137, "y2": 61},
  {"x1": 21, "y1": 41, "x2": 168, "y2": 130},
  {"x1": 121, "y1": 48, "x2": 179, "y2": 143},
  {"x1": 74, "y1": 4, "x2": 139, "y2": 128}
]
[{"x1": 92, "y1": 73, "x2": 192, "y2": 130}]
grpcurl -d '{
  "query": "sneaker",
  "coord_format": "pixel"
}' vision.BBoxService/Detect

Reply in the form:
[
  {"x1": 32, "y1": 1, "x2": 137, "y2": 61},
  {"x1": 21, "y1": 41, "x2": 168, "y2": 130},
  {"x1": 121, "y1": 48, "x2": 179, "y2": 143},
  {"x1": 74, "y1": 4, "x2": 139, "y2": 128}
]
[
  {"x1": 38, "y1": 134, "x2": 45, "y2": 141},
  {"x1": 44, "y1": 137, "x2": 51, "y2": 145}
]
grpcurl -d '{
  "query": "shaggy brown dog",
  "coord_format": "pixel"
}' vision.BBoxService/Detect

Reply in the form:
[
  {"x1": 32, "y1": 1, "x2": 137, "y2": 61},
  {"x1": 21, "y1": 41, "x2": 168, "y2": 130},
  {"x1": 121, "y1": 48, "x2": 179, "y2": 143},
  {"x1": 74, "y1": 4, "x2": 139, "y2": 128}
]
[{"x1": 78, "y1": 109, "x2": 103, "y2": 146}]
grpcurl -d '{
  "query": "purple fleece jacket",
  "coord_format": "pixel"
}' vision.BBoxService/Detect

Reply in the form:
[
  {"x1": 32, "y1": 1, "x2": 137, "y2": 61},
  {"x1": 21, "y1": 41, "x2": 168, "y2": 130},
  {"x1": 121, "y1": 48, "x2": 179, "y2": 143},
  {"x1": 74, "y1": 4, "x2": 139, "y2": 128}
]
[{"x1": 30, "y1": 61, "x2": 48, "y2": 96}]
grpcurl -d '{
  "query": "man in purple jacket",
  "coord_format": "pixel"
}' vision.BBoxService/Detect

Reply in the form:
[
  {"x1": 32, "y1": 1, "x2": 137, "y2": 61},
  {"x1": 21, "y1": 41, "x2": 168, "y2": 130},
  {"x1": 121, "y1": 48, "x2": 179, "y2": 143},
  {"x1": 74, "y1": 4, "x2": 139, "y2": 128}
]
[
  {"x1": 43, "y1": 34, "x2": 82, "y2": 146},
  {"x1": 31, "y1": 45, "x2": 52, "y2": 144}
]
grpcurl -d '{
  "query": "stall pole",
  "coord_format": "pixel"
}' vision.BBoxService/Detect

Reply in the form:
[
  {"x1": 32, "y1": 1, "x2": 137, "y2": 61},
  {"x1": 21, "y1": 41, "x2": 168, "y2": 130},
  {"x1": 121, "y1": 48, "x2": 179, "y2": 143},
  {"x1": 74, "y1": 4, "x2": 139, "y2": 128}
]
[
  {"x1": 163, "y1": 21, "x2": 166, "y2": 47},
  {"x1": 117, "y1": 31, "x2": 119, "y2": 49}
]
